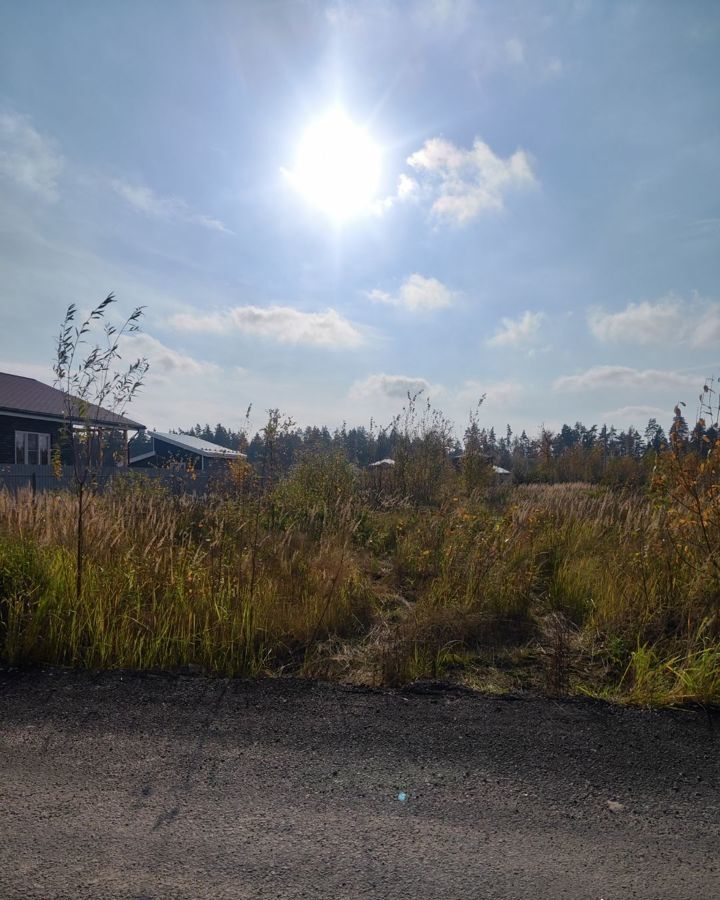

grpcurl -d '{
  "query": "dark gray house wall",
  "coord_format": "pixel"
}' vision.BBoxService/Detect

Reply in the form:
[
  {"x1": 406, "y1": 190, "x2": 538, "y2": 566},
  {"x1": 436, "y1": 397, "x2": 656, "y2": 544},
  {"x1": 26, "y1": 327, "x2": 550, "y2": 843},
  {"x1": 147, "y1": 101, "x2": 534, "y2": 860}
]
[
  {"x1": 0, "y1": 415, "x2": 133, "y2": 467},
  {"x1": 0, "y1": 415, "x2": 71, "y2": 466}
]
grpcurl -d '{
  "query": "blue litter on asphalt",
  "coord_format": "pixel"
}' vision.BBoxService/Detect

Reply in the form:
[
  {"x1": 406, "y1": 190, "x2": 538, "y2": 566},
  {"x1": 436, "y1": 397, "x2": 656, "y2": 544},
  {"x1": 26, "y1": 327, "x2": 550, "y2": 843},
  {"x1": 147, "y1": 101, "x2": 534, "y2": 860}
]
[{"x1": 398, "y1": 792, "x2": 407, "y2": 802}]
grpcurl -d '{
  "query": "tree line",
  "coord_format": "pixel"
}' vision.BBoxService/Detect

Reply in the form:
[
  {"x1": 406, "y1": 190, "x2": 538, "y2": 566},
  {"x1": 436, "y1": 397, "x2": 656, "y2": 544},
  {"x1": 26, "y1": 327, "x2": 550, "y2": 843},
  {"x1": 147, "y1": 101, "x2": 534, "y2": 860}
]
[{"x1": 155, "y1": 404, "x2": 710, "y2": 485}]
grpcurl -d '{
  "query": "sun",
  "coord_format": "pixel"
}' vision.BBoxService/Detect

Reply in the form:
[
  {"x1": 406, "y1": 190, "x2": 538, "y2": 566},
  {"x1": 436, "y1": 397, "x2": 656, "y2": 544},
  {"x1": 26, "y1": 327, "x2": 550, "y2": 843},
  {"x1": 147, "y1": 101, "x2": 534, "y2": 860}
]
[{"x1": 287, "y1": 108, "x2": 382, "y2": 222}]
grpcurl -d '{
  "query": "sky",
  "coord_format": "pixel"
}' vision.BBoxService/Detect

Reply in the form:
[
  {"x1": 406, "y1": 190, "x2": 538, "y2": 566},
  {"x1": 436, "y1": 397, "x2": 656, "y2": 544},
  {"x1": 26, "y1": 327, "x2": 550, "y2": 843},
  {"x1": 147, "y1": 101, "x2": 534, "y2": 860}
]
[{"x1": 1, "y1": 0, "x2": 719, "y2": 437}]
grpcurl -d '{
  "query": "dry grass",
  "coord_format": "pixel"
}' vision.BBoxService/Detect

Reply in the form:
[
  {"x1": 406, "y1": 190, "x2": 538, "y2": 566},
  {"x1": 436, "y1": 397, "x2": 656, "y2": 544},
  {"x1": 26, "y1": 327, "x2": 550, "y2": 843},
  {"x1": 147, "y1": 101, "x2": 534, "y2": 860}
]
[
  {"x1": 1, "y1": 458, "x2": 719, "y2": 705},
  {"x1": 0, "y1": 483, "x2": 372, "y2": 676}
]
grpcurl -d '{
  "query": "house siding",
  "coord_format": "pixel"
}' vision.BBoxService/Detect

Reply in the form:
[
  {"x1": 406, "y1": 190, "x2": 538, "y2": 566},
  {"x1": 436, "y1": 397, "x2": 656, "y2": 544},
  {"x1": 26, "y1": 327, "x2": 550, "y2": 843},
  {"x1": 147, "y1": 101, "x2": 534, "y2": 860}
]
[
  {"x1": 0, "y1": 414, "x2": 130, "y2": 467},
  {"x1": 0, "y1": 415, "x2": 70, "y2": 466}
]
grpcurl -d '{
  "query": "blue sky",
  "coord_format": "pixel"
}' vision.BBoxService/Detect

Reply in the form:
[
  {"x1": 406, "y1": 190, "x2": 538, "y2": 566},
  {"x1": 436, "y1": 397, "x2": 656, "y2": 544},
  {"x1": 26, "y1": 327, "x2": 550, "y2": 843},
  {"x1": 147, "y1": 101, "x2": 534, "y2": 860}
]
[{"x1": 1, "y1": 0, "x2": 718, "y2": 436}]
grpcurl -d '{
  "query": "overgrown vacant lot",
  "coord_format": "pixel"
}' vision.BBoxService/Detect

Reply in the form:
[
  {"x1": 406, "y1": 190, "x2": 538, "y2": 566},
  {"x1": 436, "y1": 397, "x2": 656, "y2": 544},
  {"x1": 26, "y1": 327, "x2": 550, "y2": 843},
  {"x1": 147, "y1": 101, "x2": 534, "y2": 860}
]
[{"x1": 1, "y1": 449, "x2": 719, "y2": 705}]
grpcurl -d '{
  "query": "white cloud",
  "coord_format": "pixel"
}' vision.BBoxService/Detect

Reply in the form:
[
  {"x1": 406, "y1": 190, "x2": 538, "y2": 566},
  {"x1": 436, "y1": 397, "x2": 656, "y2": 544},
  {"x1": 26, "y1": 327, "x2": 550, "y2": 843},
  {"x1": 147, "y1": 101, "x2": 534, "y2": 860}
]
[
  {"x1": 370, "y1": 173, "x2": 419, "y2": 215},
  {"x1": 554, "y1": 366, "x2": 698, "y2": 393},
  {"x1": 171, "y1": 305, "x2": 364, "y2": 348},
  {"x1": 396, "y1": 173, "x2": 419, "y2": 200},
  {"x1": 109, "y1": 179, "x2": 229, "y2": 233},
  {"x1": 601, "y1": 405, "x2": 668, "y2": 424},
  {"x1": 691, "y1": 306, "x2": 720, "y2": 347},
  {"x1": 405, "y1": 136, "x2": 536, "y2": 225},
  {"x1": 350, "y1": 373, "x2": 438, "y2": 401},
  {"x1": 2, "y1": 336, "x2": 218, "y2": 383},
  {"x1": 487, "y1": 310, "x2": 544, "y2": 347},
  {"x1": 588, "y1": 298, "x2": 684, "y2": 344},
  {"x1": 369, "y1": 274, "x2": 455, "y2": 312},
  {"x1": 0, "y1": 111, "x2": 63, "y2": 200},
  {"x1": 121, "y1": 333, "x2": 219, "y2": 378},
  {"x1": 589, "y1": 294, "x2": 720, "y2": 347}
]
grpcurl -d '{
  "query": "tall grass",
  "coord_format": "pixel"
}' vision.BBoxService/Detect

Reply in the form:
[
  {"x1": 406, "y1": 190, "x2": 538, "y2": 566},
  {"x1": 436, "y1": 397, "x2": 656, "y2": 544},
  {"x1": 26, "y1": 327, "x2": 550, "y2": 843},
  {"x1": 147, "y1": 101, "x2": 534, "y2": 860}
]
[
  {"x1": 0, "y1": 482, "x2": 372, "y2": 676},
  {"x1": 1, "y1": 452, "x2": 719, "y2": 705}
]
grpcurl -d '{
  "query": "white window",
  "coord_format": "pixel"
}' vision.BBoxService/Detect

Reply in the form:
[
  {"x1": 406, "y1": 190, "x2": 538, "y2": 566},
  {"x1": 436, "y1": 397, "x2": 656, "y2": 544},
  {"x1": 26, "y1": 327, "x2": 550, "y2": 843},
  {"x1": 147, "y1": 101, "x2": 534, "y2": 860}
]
[{"x1": 15, "y1": 431, "x2": 51, "y2": 465}]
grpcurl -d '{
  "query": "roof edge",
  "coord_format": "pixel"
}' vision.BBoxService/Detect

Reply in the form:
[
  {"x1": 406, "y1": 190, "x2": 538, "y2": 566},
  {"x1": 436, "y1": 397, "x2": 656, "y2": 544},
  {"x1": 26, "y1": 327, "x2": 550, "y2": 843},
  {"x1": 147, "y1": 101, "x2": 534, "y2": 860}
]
[
  {"x1": 151, "y1": 431, "x2": 246, "y2": 459},
  {"x1": 0, "y1": 407, "x2": 145, "y2": 430}
]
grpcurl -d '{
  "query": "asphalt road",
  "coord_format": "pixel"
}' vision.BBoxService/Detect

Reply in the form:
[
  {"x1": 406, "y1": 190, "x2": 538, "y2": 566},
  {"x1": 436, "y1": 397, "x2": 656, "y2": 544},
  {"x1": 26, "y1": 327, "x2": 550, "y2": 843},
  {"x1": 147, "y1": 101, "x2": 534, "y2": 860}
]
[{"x1": 1, "y1": 668, "x2": 718, "y2": 900}]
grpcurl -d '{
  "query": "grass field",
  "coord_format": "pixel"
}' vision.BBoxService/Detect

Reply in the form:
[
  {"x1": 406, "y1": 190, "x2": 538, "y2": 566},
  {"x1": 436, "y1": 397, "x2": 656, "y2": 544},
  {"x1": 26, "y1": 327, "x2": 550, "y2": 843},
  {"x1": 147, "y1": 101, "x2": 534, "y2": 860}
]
[{"x1": 1, "y1": 447, "x2": 719, "y2": 706}]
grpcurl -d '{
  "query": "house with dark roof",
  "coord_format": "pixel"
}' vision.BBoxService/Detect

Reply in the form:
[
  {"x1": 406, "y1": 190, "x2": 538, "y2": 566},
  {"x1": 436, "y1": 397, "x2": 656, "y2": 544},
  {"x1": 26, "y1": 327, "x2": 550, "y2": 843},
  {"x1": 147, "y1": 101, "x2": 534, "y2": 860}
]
[
  {"x1": 129, "y1": 431, "x2": 245, "y2": 471},
  {"x1": 0, "y1": 372, "x2": 145, "y2": 467}
]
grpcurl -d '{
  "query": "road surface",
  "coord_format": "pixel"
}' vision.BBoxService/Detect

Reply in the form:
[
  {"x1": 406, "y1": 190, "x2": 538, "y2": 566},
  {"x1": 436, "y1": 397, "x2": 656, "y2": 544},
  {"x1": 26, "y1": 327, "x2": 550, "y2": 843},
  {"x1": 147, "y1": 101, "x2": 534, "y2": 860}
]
[{"x1": 1, "y1": 668, "x2": 718, "y2": 899}]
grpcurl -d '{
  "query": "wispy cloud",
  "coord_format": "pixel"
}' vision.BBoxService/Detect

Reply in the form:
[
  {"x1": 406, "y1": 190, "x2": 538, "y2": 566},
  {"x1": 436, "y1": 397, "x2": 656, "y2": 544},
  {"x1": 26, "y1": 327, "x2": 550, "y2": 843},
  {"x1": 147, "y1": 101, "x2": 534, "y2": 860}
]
[
  {"x1": 554, "y1": 365, "x2": 698, "y2": 393},
  {"x1": 588, "y1": 294, "x2": 720, "y2": 347},
  {"x1": 350, "y1": 373, "x2": 438, "y2": 401},
  {"x1": 693, "y1": 306, "x2": 720, "y2": 346},
  {"x1": 373, "y1": 173, "x2": 420, "y2": 214},
  {"x1": 413, "y1": 0, "x2": 474, "y2": 30},
  {"x1": 1, "y1": 334, "x2": 219, "y2": 393},
  {"x1": 0, "y1": 111, "x2": 64, "y2": 200},
  {"x1": 404, "y1": 136, "x2": 536, "y2": 225},
  {"x1": 487, "y1": 310, "x2": 544, "y2": 347},
  {"x1": 109, "y1": 179, "x2": 229, "y2": 233},
  {"x1": 588, "y1": 298, "x2": 684, "y2": 344},
  {"x1": 601, "y1": 405, "x2": 669, "y2": 424},
  {"x1": 171, "y1": 305, "x2": 364, "y2": 348},
  {"x1": 369, "y1": 274, "x2": 456, "y2": 312},
  {"x1": 121, "y1": 333, "x2": 219, "y2": 378},
  {"x1": 396, "y1": 173, "x2": 419, "y2": 200}
]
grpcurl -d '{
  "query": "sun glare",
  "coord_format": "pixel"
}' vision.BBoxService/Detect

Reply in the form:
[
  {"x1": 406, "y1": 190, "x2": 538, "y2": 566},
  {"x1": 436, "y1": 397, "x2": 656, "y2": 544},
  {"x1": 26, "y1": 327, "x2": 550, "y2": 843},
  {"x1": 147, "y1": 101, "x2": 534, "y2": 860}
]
[{"x1": 288, "y1": 108, "x2": 382, "y2": 222}]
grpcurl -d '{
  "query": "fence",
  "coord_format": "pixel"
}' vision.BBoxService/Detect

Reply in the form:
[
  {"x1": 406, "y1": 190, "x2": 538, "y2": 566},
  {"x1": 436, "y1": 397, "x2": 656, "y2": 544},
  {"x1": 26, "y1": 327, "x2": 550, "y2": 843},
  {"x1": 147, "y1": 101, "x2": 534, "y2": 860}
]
[
  {"x1": 0, "y1": 465, "x2": 80, "y2": 494},
  {"x1": 0, "y1": 465, "x2": 224, "y2": 496}
]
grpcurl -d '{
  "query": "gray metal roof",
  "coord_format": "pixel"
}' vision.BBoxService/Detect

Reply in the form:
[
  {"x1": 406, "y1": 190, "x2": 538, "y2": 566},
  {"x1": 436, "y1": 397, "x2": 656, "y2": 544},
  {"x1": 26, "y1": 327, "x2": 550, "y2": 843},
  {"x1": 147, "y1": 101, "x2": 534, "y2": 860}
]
[
  {"x1": 151, "y1": 431, "x2": 246, "y2": 459},
  {"x1": 0, "y1": 372, "x2": 145, "y2": 429}
]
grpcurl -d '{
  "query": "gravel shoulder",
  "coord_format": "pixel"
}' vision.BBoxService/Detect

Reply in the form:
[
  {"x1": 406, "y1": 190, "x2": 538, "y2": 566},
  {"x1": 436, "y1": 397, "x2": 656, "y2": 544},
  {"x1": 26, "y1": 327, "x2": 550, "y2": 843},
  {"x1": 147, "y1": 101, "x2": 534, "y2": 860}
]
[{"x1": 0, "y1": 668, "x2": 718, "y2": 900}]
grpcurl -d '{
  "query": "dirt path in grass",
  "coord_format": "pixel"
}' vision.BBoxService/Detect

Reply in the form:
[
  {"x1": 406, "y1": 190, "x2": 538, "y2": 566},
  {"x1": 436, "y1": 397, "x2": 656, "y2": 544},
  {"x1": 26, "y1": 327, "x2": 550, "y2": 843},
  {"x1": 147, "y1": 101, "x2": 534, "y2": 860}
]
[{"x1": 0, "y1": 668, "x2": 718, "y2": 900}]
